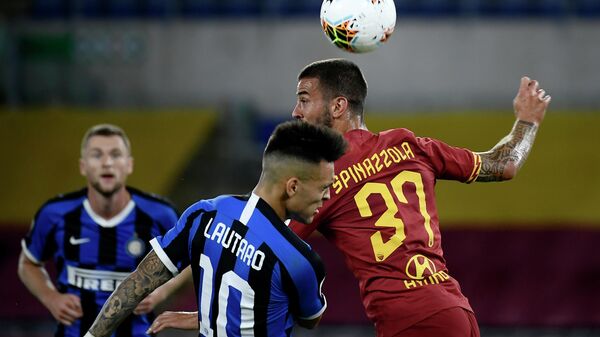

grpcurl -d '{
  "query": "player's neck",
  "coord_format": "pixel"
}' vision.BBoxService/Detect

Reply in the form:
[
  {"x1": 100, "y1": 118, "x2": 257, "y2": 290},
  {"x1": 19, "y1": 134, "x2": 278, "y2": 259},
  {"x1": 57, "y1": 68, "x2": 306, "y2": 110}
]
[
  {"x1": 87, "y1": 187, "x2": 131, "y2": 220},
  {"x1": 252, "y1": 184, "x2": 286, "y2": 222},
  {"x1": 334, "y1": 116, "x2": 368, "y2": 134}
]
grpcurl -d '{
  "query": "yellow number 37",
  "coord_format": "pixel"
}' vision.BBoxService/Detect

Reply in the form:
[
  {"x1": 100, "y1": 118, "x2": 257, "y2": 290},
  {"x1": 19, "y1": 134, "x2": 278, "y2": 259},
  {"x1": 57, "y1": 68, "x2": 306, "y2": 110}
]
[{"x1": 354, "y1": 171, "x2": 433, "y2": 262}]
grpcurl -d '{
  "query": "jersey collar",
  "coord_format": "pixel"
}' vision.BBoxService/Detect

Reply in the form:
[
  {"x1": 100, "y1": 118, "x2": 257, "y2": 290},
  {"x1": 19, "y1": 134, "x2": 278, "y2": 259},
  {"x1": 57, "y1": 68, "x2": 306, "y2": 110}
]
[{"x1": 83, "y1": 199, "x2": 136, "y2": 228}]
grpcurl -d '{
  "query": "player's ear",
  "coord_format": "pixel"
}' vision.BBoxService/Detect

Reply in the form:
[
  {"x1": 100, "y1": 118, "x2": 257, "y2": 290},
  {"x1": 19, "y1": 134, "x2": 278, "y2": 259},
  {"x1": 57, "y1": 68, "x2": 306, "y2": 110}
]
[
  {"x1": 127, "y1": 156, "x2": 134, "y2": 175},
  {"x1": 79, "y1": 157, "x2": 86, "y2": 176},
  {"x1": 331, "y1": 96, "x2": 349, "y2": 119},
  {"x1": 285, "y1": 177, "x2": 300, "y2": 198}
]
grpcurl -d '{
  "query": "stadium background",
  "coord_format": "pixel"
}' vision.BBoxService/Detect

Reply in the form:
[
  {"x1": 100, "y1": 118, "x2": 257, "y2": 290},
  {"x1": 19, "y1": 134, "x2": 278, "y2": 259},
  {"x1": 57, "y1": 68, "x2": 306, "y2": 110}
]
[{"x1": 1, "y1": 0, "x2": 599, "y2": 336}]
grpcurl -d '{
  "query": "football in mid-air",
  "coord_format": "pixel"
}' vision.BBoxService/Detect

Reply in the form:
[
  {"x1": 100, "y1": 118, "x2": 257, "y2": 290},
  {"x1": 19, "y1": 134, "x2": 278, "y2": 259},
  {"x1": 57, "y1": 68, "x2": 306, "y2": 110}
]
[{"x1": 320, "y1": 0, "x2": 396, "y2": 53}]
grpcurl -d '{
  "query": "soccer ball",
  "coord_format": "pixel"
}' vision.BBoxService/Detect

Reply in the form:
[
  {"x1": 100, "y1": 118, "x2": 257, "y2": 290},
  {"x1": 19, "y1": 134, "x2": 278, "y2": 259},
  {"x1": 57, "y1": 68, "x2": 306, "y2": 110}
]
[{"x1": 320, "y1": 0, "x2": 396, "y2": 53}]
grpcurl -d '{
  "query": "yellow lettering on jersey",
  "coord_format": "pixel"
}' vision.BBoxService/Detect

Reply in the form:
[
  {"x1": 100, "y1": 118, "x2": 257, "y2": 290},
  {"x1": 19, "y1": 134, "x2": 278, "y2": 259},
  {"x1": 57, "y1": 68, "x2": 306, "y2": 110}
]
[
  {"x1": 339, "y1": 170, "x2": 352, "y2": 190},
  {"x1": 362, "y1": 158, "x2": 377, "y2": 176},
  {"x1": 402, "y1": 142, "x2": 415, "y2": 159},
  {"x1": 352, "y1": 163, "x2": 367, "y2": 181},
  {"x1": 347, "y1": 164, "x2": 359, "y2": 183},
  {"x1": 404, "y1": 280, "x2": 417, "y2": 289},
  {"x1": 371, "y1": 153, "x2": 383, "y2": 172},
  {"x1": 380, "y1": 149, "x2": 392, "y2": 168},
  {"x1": 332, "y1": 143, "x2": 417, "y2": 195},
  {"x1": 404, "y1": 270, "x2": 451, "y2": 289}
]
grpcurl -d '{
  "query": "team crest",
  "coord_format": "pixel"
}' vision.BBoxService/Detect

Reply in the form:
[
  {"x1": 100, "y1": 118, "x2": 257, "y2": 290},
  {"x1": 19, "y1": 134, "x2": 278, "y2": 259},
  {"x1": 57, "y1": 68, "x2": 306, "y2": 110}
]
[{"x1": 126, "y1": 236, "x2": 146, "y2": 257}]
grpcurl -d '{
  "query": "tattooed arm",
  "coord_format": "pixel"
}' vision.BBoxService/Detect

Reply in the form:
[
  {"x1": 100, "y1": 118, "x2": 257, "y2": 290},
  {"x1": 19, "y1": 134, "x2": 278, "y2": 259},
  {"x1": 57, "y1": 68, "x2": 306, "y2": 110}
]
[
  {"x1": 476, "y1": 76, "x2": 551, "y2": 182},
  {"x1": 85, "y1": 251, "x2": 173, "y2": 337}
]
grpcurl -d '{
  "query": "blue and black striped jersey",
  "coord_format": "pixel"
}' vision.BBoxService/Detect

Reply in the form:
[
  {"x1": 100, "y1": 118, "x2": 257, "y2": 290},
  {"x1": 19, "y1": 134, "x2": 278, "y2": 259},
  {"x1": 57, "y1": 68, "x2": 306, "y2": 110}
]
[
  {"x1": 150, "y1": 193, "x2": 327, "y2": 337},
  {"x1": 22, "y1": 187, "x2": 179, "y2": 337}
]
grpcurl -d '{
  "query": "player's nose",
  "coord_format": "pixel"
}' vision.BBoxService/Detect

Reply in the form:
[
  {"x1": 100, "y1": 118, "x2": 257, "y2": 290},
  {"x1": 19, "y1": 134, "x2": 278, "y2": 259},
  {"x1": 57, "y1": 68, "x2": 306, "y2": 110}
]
[{"x1": 291, "y1": 107, "x2": 303, "y2": 119}]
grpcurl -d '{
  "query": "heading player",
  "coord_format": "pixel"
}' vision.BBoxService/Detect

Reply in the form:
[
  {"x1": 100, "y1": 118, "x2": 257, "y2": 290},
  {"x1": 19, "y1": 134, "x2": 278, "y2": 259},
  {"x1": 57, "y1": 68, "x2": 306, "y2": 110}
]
[
  {"x1": 287, "y1": 59, "x2": 550, "y2": 337},
  {"x1": 83, "y1": 120, "x2": 348, "y2": 337}
]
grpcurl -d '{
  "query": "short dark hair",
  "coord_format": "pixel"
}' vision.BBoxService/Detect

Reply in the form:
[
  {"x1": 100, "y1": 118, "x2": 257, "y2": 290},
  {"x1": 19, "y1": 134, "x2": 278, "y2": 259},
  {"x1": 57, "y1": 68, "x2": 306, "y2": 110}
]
[
  {"x1": 81, "y1": 124, "x2": 131, "y2": 156},
  {"x1": 298, "y1": 58, "x2": 367, "y2": 119},
  {"x1": 264, "y1": 120, "x2": 347, "y2": 164}
]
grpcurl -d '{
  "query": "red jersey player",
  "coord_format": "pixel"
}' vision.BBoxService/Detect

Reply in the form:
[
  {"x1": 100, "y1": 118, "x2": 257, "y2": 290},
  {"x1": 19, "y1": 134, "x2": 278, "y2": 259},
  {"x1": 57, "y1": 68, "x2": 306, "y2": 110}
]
[
  {"x1": 142, "y1": 58, "x2": 551, "y2": 337},
  {"x1": 288, "y1": 59, "x2": 550, "y2": 337}
]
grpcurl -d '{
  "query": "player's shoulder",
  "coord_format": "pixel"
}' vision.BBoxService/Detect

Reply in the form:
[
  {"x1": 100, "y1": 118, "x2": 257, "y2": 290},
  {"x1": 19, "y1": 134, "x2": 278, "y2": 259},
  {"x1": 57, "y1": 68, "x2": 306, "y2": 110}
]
[
  {"x1": 128, "y1": 186, "x2": 178, "y2": 214},
  {"x1": 378, "y1": 127, "x2": 416, "y2": 140},
  {"x1": 179, "y1": 194, "x2": 239, "y2": 219},
  {"x1": 36, "y1": 188, "x2": 87, "y2": 218}
]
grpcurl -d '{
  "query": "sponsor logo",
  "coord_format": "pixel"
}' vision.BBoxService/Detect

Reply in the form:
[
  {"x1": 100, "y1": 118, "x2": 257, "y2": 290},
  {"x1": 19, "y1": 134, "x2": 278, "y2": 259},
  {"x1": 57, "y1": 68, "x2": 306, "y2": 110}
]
[
  {"x1": 404, "y1": 254, "x2": 449, "y2": 289},
  {"x1": 69, "y1": 236, "x2": 91, "y2": 245},
  {"x1": 67, "y1": 266, "x2": 130, "y2": 292}
]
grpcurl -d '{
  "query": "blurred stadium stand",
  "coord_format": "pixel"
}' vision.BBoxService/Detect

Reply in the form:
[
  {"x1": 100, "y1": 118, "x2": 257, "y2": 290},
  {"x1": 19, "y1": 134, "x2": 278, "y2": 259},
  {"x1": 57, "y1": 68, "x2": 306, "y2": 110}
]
[{"x1": 8, "y1": 0, "x2": 600, "y2": 18}]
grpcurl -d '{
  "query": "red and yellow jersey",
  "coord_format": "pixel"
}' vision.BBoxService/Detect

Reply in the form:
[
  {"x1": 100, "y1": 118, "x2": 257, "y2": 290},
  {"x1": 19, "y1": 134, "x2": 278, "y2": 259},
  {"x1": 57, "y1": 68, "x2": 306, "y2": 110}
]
[{"x1": 290, "y1": 128, "x2": 481, "y2": 332}]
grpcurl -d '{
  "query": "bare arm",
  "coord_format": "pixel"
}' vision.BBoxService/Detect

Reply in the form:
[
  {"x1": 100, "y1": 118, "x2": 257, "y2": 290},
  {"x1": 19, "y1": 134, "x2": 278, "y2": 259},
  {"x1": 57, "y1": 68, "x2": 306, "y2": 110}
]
[
  {"x1": 147, "y1": 311, "x2": 199, "y2": 334},
  {"x1": 133, "y1": 266, "x2": 192, "y2": 315},
  {"x1": 87, "y1": 250, "x2": 173, "y2": 337},
  {"x1": 476, "y1": 76, "x2": 551, "y2": 182},
  {"x1": 18, "y1": 251, "x2": 83, "y2": 325}
]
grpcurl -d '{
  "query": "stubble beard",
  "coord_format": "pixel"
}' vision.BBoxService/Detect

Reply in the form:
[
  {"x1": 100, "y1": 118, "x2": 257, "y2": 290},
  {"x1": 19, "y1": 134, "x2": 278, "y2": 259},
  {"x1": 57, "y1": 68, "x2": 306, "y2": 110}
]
[
  {"x1": 91, "y1": 180, "x2": 123, "y2": 198},
  {"x1": 318, "y1": 106, "x2": 333, "y2": 128}
]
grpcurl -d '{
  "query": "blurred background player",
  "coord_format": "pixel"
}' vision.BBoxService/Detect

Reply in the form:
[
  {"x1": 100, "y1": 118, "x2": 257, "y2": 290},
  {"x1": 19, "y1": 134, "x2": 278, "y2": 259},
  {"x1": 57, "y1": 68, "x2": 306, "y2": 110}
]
[
  {"x1": 286, "y1": 58, "x2": 550, "y2": 337},
  {"x1": 18, "y1": 123, "x2": 190, "y2": 337},
  {"x1": 83, "y1": 120, "x2": 347, "y2": 337}
]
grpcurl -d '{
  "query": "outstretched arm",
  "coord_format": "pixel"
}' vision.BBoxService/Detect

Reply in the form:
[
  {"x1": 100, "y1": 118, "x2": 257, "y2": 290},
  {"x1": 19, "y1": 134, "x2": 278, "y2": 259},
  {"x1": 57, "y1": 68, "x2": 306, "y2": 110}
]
[
  {"x1": 147, "y1": 311, "x2": 199, "y2": 334},
  {"x1": 476, "y1": 76, "x2": 551, "y2": 182},
  {"x1": 133, "y1": 266, "x2": 192, "y2": 315},
  {"x1": 85, "y1": 250, "x2": 173, "y2": 337}
]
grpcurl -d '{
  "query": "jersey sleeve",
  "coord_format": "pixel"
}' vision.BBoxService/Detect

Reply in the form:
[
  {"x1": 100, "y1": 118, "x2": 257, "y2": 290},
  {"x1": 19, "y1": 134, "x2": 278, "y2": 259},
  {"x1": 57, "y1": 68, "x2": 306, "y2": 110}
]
[
  {"x1": 150, "y1": 203, "x2": 204, "y2": 276},
  {"x1": 21, "y1": 206, "x2": 58, "y2": 265},
  {"x1": 157, "y1": 205, "x2": 179, "y2": 235},
  {"x1": 416, "y1": 136, "x2": 481, "y2": 183},
  {"x1": 283, "y1": 252, "x2": 327, "y2": 320}
]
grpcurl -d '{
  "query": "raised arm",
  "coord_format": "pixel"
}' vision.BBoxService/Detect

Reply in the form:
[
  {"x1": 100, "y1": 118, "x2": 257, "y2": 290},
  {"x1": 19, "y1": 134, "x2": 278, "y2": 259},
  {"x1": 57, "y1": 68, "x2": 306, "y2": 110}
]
[
  {"x1": 85, "y1": 250, "x2": 173, "y2": 337},
  {"x1": 476, "y1": 76, "x2": 551, "y2": 182}
]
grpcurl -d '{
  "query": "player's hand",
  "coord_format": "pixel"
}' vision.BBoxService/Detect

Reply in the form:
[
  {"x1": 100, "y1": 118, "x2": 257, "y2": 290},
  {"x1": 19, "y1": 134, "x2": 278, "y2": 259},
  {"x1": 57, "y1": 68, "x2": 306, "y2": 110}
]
[
  {"x1": 133, "y1": 289, "x2": 165, "y2": 315},
  {"x1": 513, "y1": 76, "x2": 551, "y2": 125},
  {"x1": 44, "y1": 292, "x2": 83, "y2": 326},
  {"x1": 146, "y1": 311, "x2": 198, "y2": 334}
]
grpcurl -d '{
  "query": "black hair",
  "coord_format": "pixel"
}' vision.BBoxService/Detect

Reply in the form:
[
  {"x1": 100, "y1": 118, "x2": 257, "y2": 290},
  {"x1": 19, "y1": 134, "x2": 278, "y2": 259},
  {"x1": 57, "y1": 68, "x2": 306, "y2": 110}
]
[
  {"x1": 264, "y1": 120, "x2": 347, "y2": 163},
  {"x1": 298, "y1": 58, "x2": 367, "y2": 118}
]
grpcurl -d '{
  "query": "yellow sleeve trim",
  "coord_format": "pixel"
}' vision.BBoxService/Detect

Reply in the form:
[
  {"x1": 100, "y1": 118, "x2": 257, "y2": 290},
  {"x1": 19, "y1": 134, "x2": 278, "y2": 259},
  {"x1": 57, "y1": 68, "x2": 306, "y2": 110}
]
[{"x1": 465, "y1": 152, "x2": 481, "y2": 184}]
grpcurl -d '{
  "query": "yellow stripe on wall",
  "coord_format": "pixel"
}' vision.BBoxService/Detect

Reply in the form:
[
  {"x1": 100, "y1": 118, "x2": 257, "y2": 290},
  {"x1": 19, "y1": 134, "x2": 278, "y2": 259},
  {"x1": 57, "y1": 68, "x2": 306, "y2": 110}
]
[
  {"x1": 366, "y1": 112, "x2": 600, "y2": 226},
  {"x1": 0, "y1": 109, "x2": 217, "y2": 224}
]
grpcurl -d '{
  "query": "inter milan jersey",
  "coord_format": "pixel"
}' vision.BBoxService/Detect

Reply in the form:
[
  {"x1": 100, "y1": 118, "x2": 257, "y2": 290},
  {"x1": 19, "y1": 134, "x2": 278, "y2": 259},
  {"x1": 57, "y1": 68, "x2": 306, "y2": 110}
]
[
  {"x1": 289, "y1": 128, "x2": 481, "y2": 334},
  {"x1": 22, "y1": 187, "x2": 178, "y2": 337},
  {"x1": 150, "y1": 193, "x2": 327, "y2": 337}
]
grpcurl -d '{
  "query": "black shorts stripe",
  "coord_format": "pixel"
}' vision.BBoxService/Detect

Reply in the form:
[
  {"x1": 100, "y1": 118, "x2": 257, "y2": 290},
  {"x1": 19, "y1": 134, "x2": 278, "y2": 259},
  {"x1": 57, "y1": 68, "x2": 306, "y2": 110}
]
[
  {"x1": 63, "y1": 206, "x2": 83, "y2": 261},
  {"x1": 248, "y1": 244, "x2": 276, "y2": 337},
  {"x1": 98, "y1": 226, "x2": 117, "y2": 265},
  {"x1": 79, "y1": 289, "x2": 97, "y2": 337},
  {"x1": 210, "y1": 220, "x2": 249, "y2": 334}
]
